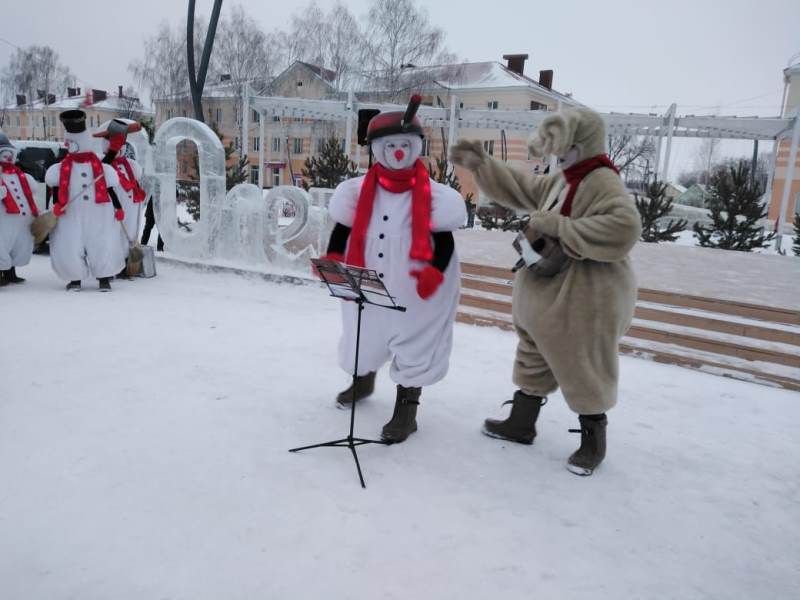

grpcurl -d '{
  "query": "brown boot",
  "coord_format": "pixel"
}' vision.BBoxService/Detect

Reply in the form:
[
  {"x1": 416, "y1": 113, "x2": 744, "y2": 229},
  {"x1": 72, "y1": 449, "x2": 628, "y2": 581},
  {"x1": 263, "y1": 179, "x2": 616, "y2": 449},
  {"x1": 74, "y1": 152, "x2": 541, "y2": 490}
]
[
  {"x1": 483, "y1": 391, "x2": 546, "y2": 445},
  {"x1": 336, "y1": 371, "x2": 376, "y2": 408},
  {"x1": 381, "y1": 385, "x2": 421, "y2": 443},
  {"x1": 567, "y1": 414, "x2": 608, "y2": 476}
]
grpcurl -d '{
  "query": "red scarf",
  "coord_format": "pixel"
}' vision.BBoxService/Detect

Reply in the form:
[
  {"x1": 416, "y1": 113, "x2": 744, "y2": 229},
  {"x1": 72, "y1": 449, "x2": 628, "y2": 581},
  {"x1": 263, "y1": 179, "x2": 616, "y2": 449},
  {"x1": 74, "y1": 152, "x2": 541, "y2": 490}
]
[
  {"x1": 56, "y1": 152, "x2": 109, "y2": 213},
  {"x1": 561, "y1": 154, "x2": 619, "y2": 217},
  {"x1": 1, "y1": 163, "x2": 39, "y2": 217},
  {"x1": 346, "y1": 160, "x2": 433, "y2": 268},
  {"x1": 113, "y1": 157, "x2": 146, "y2": 203}
]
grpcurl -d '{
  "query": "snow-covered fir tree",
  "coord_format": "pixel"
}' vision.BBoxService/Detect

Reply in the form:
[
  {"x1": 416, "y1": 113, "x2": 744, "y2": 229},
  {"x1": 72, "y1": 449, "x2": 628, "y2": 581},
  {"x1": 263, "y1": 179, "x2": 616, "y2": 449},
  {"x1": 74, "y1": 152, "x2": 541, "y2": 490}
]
[
  {"x1": 693, "y1": 159, "x2": 774, "y2": 251},
  {"x1": 635, "y1": 178, "x2": 687, "y2": 242},
  {"x1": 301, "y1": 137, "x2": 358, "y2": 189}
]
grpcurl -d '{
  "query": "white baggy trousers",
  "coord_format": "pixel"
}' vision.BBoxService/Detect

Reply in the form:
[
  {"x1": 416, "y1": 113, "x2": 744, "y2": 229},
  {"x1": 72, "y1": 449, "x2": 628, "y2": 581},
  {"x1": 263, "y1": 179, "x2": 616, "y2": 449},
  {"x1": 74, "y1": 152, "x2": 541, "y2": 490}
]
[{"x1": 0, "y1": 172, "x2": 38, "y2": 270}]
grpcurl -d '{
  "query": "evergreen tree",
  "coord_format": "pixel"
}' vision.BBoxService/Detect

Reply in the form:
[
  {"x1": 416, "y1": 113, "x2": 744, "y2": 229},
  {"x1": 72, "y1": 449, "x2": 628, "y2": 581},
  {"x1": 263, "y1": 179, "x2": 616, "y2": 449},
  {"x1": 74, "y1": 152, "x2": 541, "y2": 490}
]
[
  {"x1": 635, "y1": 178, "x2": 687, "y2": 242},
  {"x1": 301, "y1": 137, "x2": 358, "y2": 189},
  {"x1": 793, "y1": 213, "x2": 800, "y2": 257},
  {"x1": 427, "y1": 152, "x2": 473, "y2": 226},
  {"x1": 693, "y1": 159, "x2": 774, "y2": 251}
]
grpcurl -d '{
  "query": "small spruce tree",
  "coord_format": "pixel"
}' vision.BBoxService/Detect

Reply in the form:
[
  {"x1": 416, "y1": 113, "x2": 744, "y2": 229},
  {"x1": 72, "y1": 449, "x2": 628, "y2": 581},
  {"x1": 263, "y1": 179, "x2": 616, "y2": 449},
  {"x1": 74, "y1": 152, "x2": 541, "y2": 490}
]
[
  {"x1": 301, "y1": 137, "x2": 358, "y2": 189},
  {"x1": 792, "y1": 213, "x2": 800, "y2": 257},
  {"x1": 693, "y1": 159, "x2": 774, "y2": 251},
  {"x1": 635, "y1": 178, "x2": 687, "y2": 242}
]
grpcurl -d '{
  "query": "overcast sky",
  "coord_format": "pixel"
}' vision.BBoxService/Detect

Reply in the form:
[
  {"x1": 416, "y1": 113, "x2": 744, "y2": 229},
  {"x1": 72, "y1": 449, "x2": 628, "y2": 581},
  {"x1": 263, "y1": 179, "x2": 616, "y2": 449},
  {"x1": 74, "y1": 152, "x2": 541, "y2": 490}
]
[{"x1": 1, "y1": 0, "x2": 798, "y2": 176}]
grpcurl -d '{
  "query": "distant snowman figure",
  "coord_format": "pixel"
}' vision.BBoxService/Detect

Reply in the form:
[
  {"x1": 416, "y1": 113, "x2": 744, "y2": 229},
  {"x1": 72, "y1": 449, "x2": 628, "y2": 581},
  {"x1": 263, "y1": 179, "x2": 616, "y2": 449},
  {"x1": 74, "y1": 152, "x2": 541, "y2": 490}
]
[
  {"x1": 0, "y1": 131, "x2": 39, "y2": 286},
  {"x1": 44, "y1": 110, "x2": 127, "y2": 291},
  {"x1": 322, "y1": 94, "x2": 467, "y2": 443}
]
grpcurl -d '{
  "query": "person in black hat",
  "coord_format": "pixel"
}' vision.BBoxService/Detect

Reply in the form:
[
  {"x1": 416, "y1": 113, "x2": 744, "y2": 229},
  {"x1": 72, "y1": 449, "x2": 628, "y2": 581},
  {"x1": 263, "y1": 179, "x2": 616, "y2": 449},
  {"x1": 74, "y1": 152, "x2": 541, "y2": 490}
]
[
  {"x1": 43, "y1": 109, "x2": 127, "y2": 291},
  {"x1": 0, "y1": 130, "x2": 40, "y2": 285},
  {"x1": 319, "y1": 94, "x2": 467, "y2": 443}
]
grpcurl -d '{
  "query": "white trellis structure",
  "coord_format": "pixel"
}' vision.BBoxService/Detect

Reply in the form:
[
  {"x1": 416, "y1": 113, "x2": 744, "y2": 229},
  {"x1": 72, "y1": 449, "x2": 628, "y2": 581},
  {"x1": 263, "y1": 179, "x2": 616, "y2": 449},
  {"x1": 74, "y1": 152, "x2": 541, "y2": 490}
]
[{"x1": 242, "y1": 91, "x2": 800, "y2": 251}]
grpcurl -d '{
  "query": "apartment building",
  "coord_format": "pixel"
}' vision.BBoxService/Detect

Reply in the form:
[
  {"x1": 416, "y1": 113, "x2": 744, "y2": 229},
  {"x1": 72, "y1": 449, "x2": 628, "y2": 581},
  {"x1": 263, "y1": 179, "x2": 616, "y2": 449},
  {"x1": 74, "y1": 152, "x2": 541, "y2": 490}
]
[{"x1": 0, "y1": 86, "x2": 151, "y2": 142}]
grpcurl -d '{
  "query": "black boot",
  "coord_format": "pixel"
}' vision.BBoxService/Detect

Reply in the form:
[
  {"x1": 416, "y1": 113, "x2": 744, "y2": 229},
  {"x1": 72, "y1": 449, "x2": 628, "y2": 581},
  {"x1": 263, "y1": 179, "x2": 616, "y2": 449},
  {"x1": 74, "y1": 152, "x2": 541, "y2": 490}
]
[
  {"x1": 66, "y1": 280, "x2": 81, "y2": 291},
  {"x1": 98, "y1": 277, "x2": 112, "y2": 292},
  {"x1": 5, "y1": 267, "x2": 25, "y2": 283},
  {"x1": 567, "y1": 414, "x2": 608, "y2": 476},
  {"x1": 0, "y1": 270, "x2": 8, "y2": 287},
  {"x1": 336, "y1": 371, "x2": 376, "y2": 408},
  {"x1": 381, "y1": 385, "x2": 421, "y2": 443},
  {"x1": 483, "y1": 391, "x2": 546, "y2": 445}
]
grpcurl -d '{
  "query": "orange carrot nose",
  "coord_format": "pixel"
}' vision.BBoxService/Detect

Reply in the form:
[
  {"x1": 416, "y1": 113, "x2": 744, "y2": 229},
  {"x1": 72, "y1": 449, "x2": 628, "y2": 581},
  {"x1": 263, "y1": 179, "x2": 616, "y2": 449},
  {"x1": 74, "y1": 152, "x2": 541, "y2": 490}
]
[{"x1": 394, "y1": 149, "x2": 405, "y2": 161}]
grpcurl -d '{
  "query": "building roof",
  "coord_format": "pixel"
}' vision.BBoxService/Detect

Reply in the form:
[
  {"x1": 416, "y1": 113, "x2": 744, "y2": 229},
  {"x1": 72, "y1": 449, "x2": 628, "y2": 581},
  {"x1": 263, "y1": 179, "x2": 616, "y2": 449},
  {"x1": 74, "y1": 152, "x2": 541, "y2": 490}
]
[
  {"x1": 346, "y1": 61, "x2": 577, "y2": 105},
  {"x1": 3, "y1": 91, "x2": 152, "y2": 115},
  {"x1": 296, "y1": 61, "x2": 337, "y2": 84}
]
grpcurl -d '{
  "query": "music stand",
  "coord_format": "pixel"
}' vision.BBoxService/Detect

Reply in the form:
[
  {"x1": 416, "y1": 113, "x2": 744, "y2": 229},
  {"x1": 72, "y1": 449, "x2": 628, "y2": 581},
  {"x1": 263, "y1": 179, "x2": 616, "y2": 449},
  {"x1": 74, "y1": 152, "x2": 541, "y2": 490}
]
[{"x1": 289, "y1": 258, "x2": 406, "y2": 488}]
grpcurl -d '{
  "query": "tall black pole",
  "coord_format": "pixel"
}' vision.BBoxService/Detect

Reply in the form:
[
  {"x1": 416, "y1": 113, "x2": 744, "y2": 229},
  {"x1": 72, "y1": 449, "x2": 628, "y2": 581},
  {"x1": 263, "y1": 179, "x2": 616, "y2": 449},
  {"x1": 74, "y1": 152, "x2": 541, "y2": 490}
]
[{"x1": 187, "y1": 0, "x2": 224, "y2": 122}]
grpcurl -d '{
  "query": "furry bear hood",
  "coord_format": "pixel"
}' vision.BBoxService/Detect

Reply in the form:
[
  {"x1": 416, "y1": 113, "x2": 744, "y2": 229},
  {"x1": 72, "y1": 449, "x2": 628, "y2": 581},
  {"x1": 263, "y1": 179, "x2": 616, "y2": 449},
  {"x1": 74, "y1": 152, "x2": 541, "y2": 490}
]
[{"x1": 528, "y1": 107, "x2": 607, "y2": 163}]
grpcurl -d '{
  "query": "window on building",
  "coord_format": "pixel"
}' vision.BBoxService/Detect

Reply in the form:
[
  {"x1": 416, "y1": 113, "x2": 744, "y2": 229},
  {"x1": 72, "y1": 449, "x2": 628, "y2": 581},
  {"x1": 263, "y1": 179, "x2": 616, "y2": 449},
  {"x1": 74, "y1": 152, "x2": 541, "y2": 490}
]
[
  {"x1": 234, "y1": 136, "x2": 240, "y2": 151},
  {"x1": 293, "y1": 138, "x2": 303, "y2": 154},
  {"x1": 272, "y1": 137, "x2": 281, "y2": 152},
  {"x1": 250, "y1": 165, "x2": 259, "y2": 185},
  {"x1": 253, "y1": 137, "x2": 260, "y2": 152},
  {"x1": 530, "y1": 101, "x2": 547, "y2": 111},
  {"x1": 273, "y1": 115, "x2": 280, "y2": 122},
  {"x1": 15, "y1": 116, "x2": 20, "y2": 126},
  {"x1": 252, "y1": 109, "x2": 260, "y2": 122},
  {"x1": 483, "y1": 140, "x2": 495, "y2": 156},
  {"x1": 340, "y1": 138, "x2": 346, "y2": 153},
  {"x1": 487, "y1": 100, "x2": 498, "y2": 110},
  {"x1": 316, "y1": 138, "x2": 325, "y2": 154},
  {"x1": 421, "y1": 138, "x2": 431, "y2": 157},
  {"x1": 272, "y1": 167, "x2": 281, "y2": 187},
  {"x1": 293, "y1": 175, "x2": 303, "y2": 187},
  {"x1": 216, "y1": 108, "x2": 222, "y2": 123},
  {"x1": 182, "y1": 109, "x2": 187, "y2": 118}
]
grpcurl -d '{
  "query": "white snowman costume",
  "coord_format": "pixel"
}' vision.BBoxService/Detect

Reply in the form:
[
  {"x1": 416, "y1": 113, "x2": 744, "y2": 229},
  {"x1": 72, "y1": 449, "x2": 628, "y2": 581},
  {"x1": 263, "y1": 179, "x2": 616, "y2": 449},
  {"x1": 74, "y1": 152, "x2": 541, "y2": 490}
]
[
  {"x1": 0, "y1": 143, "x2": 39, "y2": 272},
  {"x1": 328, "y1": 135, "x2": 466, "y2": 388},
  {"x1": 44, "y1": 111, "x2": 127, "y2": 282},
  {"x1": 110, "y1": 144, "x2": 145, "y2": 256}
]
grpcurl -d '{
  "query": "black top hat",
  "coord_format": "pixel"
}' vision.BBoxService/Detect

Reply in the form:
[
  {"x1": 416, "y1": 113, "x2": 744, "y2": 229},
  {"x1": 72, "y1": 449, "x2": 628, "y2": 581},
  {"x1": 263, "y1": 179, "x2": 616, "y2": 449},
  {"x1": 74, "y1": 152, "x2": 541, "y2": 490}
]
[{"x1": 59, "y1": 109, "x2": 87, "y2": 134}]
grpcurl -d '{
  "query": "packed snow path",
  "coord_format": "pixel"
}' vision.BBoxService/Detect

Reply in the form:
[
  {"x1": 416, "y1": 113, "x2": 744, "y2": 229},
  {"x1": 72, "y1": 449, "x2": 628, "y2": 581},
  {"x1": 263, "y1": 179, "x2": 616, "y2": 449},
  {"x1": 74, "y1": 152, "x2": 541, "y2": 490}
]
[{"x1": 2, "y1": 256, "x2": 798, "y2": 599}]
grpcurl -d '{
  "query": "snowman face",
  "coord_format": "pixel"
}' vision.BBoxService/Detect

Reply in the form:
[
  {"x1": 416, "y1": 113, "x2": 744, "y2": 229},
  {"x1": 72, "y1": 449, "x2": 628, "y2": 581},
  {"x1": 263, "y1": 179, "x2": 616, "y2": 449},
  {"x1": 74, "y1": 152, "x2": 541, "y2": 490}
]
[
  {"x1": 0, "y1": 148, "x2": 16, "y2": 164},
  {"x1": 373, "y1": 133, "x2": 423, "y2": 170}
]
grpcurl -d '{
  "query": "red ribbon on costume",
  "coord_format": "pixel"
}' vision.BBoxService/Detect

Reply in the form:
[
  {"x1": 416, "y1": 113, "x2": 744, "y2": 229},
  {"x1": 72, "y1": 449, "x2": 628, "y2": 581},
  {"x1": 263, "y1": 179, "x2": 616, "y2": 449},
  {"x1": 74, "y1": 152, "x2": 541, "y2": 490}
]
[
  {"x1": 55, "y1": 152, "x2": 109, "y2": 214},
  {"x1": 346, "y1": 159, "x2": 433, "y2": 268},
  {"x1": 560, "y1": 154, "x2": 619, "y2": 217},
  {"x1": 1, "y1": 163, "x2": 39, "y2": 217},
  {"x1": 113, "y1": 157, "x2": 146, "y2": 202}
]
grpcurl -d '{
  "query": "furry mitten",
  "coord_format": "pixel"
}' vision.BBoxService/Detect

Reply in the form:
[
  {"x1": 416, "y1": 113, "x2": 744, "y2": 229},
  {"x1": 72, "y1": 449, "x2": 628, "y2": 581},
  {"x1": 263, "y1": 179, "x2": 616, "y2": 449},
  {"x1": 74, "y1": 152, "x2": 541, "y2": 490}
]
[
  {"x1": 410, "y1": 266, "x2": 444, "y2": 299},
  {"x1": 449, "y1": 139, "x2": 487, "y2": 171}
]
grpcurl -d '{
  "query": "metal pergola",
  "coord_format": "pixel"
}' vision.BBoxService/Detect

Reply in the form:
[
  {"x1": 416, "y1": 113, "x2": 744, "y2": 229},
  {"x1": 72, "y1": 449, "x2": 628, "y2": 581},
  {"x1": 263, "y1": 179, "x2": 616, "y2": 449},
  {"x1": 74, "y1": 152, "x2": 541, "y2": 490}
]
[{"x1": 243, "y1": 90, "x2": 800, "y2": 250}]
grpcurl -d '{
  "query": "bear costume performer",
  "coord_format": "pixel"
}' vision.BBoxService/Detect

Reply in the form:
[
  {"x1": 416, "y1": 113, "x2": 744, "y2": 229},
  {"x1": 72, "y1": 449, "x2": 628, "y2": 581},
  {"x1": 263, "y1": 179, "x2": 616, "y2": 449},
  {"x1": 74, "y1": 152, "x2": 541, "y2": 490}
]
[
  {"x1": 44, "y1": 110, "x2": 127, "y2": 292},
  {"x1": 0, "y1": 131, "x2": 39, "y2": 286},
  {"x1": 323, "y1": 95, "x2": 466, "y2": 443},
  {"x1": 451, "y1": 107, "x2": 641, "y2": 475}
]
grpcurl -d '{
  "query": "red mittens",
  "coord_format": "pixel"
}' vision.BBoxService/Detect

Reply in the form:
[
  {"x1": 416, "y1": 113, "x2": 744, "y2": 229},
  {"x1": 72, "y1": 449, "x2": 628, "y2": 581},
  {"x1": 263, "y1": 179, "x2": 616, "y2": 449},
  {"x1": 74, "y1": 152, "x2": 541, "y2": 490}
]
[
  {"x1": 410, "y1": 265, "x2": 444, "y2": 300},
  {"x1": 108, "y1": 134, "x2": 126, "y2": 153},
  {"x1": 114, "y1": 208, "x2": 125, "y2": 221},
  {"x1": 53, "y1": 204, "x2": 66, "y2": 217}
]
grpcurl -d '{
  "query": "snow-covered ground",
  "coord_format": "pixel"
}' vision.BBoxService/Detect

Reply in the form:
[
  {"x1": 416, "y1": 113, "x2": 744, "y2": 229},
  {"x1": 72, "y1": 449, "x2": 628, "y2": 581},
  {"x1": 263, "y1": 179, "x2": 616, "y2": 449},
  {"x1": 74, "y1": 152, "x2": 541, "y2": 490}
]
[{"x1": 2, "y1": 256, "x2": 799, "y2": 599}]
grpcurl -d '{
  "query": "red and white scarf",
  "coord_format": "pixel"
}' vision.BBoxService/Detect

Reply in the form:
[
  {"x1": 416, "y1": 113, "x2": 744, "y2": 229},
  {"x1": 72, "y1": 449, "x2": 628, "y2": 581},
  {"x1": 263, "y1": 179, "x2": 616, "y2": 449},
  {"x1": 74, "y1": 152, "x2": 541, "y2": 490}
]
[
  {"x1": 55, "y1": 152, "x2": 109, "y2": 214},
  {"x1": 346, "y1": 159, "x2": 433, "y2": 267},
  {"x1": 1, "y1": 163, "x2": 39, "y2": 217},
  {"x1": 113, "y1": 156, "x2": 146, "y2": 203}
]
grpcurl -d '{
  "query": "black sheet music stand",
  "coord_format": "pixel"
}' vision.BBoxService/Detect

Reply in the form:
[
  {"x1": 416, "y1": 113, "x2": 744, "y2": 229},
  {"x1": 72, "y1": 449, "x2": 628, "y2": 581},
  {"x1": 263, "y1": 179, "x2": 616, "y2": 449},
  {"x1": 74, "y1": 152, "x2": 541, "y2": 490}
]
[{"x1": 289, "y1": 258, "x2": 406, "y2": 488}]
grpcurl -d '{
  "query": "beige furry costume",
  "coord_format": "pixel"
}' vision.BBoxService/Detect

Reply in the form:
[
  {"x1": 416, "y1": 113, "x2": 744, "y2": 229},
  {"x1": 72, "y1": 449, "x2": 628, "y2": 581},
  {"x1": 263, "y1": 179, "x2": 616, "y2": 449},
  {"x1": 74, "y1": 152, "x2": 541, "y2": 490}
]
[{"x1": 451, "y1": 108, "x2": 641, "y2": 414}]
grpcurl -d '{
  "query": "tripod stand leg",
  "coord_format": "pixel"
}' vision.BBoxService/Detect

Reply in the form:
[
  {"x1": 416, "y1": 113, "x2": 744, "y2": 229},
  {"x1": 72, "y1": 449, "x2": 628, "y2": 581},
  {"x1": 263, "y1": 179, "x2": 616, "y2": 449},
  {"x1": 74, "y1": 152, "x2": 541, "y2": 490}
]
[
  {"x1": 349, "y1": 444, "x2": 367, "y2": 489},
  {"x1": 289, "y1": 438, "x2": 350, "y2": 452}
]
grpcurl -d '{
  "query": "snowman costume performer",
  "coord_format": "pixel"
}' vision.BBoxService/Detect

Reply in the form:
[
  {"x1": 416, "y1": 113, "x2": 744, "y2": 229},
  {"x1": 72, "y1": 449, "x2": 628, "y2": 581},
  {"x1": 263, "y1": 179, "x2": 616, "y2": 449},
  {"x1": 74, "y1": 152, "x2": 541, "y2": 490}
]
[
  {"x1": 44, "y1": 110, "x2": 127, "y2": 291},
  {"x1": 95, "y1": 119, "x2": 146, "y2": 277},
  {"x1": 322, "y1": 95, "x2": 466, "y2": 443},
  {"x1": 0, "y1": 131, "x2": 39, "y2": 286}
]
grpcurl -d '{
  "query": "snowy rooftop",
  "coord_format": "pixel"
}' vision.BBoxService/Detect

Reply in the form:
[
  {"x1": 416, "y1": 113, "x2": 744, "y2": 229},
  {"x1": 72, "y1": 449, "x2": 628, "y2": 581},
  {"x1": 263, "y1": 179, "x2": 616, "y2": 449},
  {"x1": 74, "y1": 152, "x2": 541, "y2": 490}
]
[
  {"x1": 2, "y1": 255, "x2": 798, "y2": 598},
  {"x1": 3, "y1": 92, "x2": 153, "y2": 115}
]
